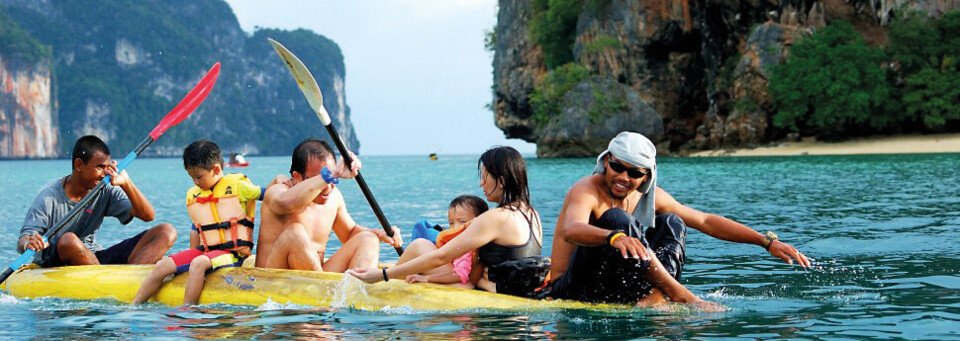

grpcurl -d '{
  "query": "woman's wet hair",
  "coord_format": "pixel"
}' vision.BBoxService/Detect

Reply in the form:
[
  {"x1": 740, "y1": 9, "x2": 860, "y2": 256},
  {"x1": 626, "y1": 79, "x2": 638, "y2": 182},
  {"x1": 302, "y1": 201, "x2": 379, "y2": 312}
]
[
  {"x1": 290, "y1": 138, "x2": 334, "y2": 175},
  {"x1": 449, "y1": 195, "x2": 489, "y2": 217},
  {"x1": 183, "y1": 139, "x2": 223, "y2": 170},
  {"x1": 478, "y1": 146, "x2": 532, "y2": 211}
]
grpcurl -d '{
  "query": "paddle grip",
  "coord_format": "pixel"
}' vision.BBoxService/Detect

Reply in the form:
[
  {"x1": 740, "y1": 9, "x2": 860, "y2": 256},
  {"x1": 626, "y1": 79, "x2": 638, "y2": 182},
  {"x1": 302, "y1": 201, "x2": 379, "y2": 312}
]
[
  {"x1": 323, "y1": 124, "x2": 403, "y2": 256},
  {"x1": 101, "y1": 137, "x2": 153, "y2": 185},
  {"x1": 2, "y1": 235, "x2": 45, "y2": 284},
  {"x1": 8, "y1": 249, "x2": 36, "y2": 272}
]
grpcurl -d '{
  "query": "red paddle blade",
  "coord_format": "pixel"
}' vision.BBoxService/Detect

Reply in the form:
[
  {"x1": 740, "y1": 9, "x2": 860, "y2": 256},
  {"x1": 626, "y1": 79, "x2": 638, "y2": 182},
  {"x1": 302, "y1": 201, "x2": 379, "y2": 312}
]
[{"x1": 148, "y1": 62, "x2": 221, "y2": 140}]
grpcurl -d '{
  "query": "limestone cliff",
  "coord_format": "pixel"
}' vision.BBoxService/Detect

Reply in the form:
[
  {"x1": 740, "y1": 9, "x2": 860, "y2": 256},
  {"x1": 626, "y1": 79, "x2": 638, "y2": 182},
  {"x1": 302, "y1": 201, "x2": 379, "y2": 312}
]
[
  {"x1": 0, "y1": 56, "x2": 57, "y2": 157},
  {"x1": 0, "y1": 0, "x2": 359, "y2": 157},
  {"x1": 492, "y1": 0, "x2": 960, "y2": 157}
]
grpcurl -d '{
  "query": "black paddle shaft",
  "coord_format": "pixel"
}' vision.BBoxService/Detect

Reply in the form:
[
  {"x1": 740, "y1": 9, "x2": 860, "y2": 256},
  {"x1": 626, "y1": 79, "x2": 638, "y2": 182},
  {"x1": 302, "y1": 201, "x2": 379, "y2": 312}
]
[{"x1": 323, "y1": 124, "x2": 403, "y2": 256}]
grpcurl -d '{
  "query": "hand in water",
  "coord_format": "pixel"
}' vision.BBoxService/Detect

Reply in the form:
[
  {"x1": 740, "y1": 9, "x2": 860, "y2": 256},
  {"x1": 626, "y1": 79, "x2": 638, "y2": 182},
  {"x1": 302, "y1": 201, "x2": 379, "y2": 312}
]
[
  {"x1": 648, "y1": 299, "x2": 729, "y2": 313},
  {"x1": 768, "y1": 240, "x2": 812, "y2": 268},
  {"x1": 690, "y1": 299, "x2": 729, "y2": 312}
]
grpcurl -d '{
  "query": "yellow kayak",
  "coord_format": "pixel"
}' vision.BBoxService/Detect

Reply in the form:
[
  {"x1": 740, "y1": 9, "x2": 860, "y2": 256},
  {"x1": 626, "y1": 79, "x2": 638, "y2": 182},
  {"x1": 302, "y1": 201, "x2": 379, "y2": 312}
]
[{"x1": 0, "y1": 265, "x2": 627, "y2": 311}]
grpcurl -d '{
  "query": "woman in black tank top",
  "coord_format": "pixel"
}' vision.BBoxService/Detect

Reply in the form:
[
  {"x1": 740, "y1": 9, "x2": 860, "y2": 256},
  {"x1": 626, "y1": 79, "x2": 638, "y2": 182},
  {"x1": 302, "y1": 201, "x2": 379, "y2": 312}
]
[{"x1": 349, "y1": 147, "x2": 549, "y2": 297}]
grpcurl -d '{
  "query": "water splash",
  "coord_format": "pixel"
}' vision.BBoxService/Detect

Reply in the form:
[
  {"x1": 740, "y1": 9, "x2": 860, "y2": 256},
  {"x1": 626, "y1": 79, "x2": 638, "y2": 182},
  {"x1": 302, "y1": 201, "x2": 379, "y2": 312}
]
[
  {"x1": 0, "y1": 292, "x2": 20, "y2": 305},
  {"x1": 331, "y1": 273, "x2": 370, "y2": 309},
  {"x1": 255, "y1": 298, "x2": 316, "y2": 311}
]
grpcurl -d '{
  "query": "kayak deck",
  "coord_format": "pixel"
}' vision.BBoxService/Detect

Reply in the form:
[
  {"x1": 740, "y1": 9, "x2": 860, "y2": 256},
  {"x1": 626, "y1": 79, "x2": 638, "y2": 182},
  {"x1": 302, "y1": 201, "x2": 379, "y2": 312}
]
[{"x1": 1, "y1": 265, "x2": 627, "y2": 311}]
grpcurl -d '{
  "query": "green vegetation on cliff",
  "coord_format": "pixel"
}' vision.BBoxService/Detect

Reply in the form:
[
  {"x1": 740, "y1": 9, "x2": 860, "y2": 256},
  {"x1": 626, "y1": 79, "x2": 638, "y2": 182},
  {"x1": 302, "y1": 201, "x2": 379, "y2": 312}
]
[
  {"x1": 530, "y1": 63, "x2": 589, "y2": 125},
  {"x1": 888, "y1": 11, "x2": 960, "y2": 129},
  {"x1": 0, "y1": 10, "x2": 49, "y2": 63},
  {"x1": 1, "y1": 0, "x2": 356, "y2": 156},
  {"x1": 771, "y1": 12, "x2": 960, "y2": 138},
  {"x1": 769, "y1": 21, "x2": 898, "y2": 137},
  {"x1": 530, "y1": 0, "x2": 584, "y2": 69}
]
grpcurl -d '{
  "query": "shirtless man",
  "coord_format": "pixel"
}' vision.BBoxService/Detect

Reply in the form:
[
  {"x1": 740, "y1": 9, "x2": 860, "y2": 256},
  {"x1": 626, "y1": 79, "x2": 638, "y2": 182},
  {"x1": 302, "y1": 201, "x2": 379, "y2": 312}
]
[
  {"x1": 255, "y1": 139, "x2": 402, "y2": 272},
  {"x1": 545, "y1": 132, "x2": 810, "y2": 306}
]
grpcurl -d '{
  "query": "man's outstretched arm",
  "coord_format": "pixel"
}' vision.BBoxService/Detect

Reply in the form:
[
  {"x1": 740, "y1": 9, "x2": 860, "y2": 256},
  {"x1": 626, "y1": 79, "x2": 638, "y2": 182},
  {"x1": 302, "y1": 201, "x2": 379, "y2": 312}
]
[{"x1": 654, "y1": 187, "x2": 811, "y2": 267}]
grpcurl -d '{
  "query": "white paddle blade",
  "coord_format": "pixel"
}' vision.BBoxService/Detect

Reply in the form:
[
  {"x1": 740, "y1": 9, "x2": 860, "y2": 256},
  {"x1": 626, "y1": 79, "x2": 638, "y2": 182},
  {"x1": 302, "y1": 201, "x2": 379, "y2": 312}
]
[{"x1": 267, "y1": 38, "x2": 332, "y2": 126}]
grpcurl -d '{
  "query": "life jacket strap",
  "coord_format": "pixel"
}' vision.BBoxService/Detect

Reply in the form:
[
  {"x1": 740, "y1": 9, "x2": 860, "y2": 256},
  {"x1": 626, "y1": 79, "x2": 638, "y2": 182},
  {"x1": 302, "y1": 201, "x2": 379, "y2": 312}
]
[
  {"x1": 195, "y1": 193, "x2": 220, "y2": 204},
  {"x1": 197, "y1": 218, "x2": 254, "y2": 231},
  {"x1": 195, "y1": 224, "x2": 210, "y2": 252},
  {"x1": 196, "y1": 240, "x2": 254, "y2": 252}
]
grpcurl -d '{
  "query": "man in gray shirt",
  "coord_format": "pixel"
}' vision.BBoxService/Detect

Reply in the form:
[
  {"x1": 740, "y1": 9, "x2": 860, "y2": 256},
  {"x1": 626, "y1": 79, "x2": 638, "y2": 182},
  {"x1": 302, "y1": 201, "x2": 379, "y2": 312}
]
[{"x1": 18, "y1": 135, "x2": 177, "y2": 266}]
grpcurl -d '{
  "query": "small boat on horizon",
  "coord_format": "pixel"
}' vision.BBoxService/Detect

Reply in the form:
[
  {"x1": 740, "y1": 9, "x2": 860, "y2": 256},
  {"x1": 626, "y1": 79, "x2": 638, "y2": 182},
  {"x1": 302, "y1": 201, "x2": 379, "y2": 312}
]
[{"x1": 226, "y1": 153, "x2": 249, "y2": 167}]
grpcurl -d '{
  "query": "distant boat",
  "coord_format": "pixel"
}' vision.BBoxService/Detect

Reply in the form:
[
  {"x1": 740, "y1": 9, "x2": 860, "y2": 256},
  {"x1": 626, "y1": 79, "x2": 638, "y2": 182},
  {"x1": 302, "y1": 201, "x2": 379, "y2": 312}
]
[
  {"x1": 429, "y1": 153, "x2": 438, "y2": 160},
  {"x1": 225, "y1": 162, "x2": 249, "y2": 168},
  {"x1": 226, "y1": 153, "x2": 249, "y2": 167}
]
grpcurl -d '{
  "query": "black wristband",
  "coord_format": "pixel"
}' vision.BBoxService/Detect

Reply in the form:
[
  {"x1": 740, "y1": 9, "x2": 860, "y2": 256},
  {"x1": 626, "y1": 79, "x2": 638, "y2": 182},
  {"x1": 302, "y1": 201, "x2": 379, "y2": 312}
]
[
  {"x1": 382, "y1": 267, "x2": 389, "y2": 282},
  {"x1": 607, "y1": 229, "x2": 626, "y2": 245}
]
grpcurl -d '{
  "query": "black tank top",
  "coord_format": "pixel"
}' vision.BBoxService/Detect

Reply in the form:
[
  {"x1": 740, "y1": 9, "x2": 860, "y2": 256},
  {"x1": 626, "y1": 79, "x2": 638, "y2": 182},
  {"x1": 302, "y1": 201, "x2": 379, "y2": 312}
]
[{"x1": 478, "y1": 211, "x2": 542, "y2": 267}]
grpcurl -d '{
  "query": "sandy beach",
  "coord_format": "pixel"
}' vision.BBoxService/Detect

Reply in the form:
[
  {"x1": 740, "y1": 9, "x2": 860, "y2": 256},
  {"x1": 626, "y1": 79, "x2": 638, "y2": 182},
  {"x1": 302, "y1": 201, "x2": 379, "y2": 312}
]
[{"x1": 689, "y1": 133, "x2": 960, "y2": 157}]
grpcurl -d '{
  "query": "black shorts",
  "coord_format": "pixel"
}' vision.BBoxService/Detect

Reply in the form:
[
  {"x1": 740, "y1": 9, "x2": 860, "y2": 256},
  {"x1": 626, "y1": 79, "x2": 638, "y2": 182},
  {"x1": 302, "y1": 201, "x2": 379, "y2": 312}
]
[
  {"x1": 94, "y1": 230, "x2": 148, "y2": 264},
  {"x1": 43, "y1": 230, "x2": 147, "y2": 267},
  {"x1": 542, "y1": 209, "x2": 687, "y2": 304}
]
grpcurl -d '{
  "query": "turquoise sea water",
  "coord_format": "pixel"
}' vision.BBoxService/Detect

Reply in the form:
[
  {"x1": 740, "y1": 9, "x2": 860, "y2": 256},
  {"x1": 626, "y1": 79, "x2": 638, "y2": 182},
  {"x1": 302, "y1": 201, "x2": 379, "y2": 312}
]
[{"x1": 0, "y1": 154, "x2": 958, "y2": 339}]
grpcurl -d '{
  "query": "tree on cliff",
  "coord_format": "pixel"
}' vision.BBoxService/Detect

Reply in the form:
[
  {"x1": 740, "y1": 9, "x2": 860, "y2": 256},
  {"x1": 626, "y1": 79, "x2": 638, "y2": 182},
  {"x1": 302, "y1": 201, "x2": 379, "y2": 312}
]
[
  {"x1": 888, "y1": 11, "x2": 960, "y2": 129},
  {"x1": 769, "y1": 21, "x2": 900, "y2": 138},
  {"x1": 0, "y1": 11, "x2": 49, "y2": 63}
]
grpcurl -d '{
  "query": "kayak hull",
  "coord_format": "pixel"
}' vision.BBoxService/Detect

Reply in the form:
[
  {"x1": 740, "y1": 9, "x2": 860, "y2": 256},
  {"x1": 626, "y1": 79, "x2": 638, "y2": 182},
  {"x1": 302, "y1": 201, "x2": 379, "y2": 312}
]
[
  {"x1": 1, "y1": 265, "x2": 625, "y2": 311},
  {"x1": 225, "y1": 162, "x2": 248, "y2": 168}
]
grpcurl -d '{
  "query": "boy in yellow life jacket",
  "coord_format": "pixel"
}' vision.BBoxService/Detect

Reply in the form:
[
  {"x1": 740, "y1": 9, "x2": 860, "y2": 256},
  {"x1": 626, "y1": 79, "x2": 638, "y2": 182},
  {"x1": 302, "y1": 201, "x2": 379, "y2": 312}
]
[{"x1": 133, "y1": 139, "x2": 263, "y2": 305}]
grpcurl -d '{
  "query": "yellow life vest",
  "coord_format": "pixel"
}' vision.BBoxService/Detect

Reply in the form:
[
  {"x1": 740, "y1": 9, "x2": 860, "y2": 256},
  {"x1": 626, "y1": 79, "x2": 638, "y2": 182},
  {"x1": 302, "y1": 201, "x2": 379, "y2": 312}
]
[{"x1": 186, "y1": 173, "x2": 258, "y2": 256}]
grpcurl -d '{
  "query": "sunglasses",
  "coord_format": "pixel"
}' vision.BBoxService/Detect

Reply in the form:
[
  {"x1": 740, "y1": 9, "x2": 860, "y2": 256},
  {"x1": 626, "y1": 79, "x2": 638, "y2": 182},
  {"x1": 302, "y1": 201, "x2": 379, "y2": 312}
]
[{"x1": 608, "y1": 160, "x2": 649, "y2": 179}]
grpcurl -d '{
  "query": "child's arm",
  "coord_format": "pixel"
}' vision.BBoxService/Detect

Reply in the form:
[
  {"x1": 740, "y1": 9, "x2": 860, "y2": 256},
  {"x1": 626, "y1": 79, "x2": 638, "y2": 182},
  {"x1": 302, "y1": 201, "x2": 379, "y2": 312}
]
[{"x1": 189, "y1": 229, "x2": 200, "y2": 249}]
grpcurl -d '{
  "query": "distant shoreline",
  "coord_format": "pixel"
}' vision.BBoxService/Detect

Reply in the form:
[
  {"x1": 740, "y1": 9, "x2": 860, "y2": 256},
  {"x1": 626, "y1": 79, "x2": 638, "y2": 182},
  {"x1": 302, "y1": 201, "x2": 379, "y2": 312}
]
[{"x1": 688, "y1": 133, "x2": 960, "y2": 157}]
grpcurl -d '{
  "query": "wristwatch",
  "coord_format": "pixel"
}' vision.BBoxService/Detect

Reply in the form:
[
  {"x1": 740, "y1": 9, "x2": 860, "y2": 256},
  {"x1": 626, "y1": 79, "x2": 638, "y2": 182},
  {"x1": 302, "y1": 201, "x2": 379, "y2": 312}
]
[{"x1": 762, "y1": 230, "x2": 779, "y2": 250}]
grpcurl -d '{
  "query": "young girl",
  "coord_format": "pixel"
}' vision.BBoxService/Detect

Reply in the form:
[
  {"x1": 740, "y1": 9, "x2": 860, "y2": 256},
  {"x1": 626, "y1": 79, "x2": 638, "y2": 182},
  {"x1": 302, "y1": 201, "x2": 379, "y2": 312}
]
[{"x1": 403, "y1": 195, "x2": 489, "y2": 289}]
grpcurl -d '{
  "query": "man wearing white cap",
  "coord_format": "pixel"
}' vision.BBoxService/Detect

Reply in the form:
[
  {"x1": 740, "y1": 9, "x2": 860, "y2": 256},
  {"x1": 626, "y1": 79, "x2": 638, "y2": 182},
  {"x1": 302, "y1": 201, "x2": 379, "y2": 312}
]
[{"x1": 543, "y1": 131, "x2": 809, "y2": 307}]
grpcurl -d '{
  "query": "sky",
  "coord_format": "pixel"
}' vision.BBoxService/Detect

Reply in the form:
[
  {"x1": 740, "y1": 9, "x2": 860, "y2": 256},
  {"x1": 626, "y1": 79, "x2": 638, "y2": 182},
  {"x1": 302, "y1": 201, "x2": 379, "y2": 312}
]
[{"x1": 223, "y1": 0, "x2": 537, "y2": 156}]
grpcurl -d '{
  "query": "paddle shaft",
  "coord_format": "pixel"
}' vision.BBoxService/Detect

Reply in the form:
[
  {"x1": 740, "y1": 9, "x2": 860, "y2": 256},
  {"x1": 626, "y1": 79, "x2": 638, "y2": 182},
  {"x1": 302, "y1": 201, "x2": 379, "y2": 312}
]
[{"x1": 323, "y1": 124, "x2": 403, "y2": 256}]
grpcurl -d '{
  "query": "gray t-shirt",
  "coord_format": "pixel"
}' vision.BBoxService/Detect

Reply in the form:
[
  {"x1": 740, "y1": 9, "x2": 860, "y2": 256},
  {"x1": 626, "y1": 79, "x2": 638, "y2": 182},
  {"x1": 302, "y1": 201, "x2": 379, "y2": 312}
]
[{"x1": 20, "y1": 177, "x2": 133, "y2": 260}]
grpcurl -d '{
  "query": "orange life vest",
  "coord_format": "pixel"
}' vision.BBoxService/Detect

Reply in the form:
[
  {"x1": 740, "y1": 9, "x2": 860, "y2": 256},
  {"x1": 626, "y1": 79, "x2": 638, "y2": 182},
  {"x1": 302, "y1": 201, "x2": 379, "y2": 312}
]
[{"x1": 185, "y1": 173, "x2": 257, "y2": 256}]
